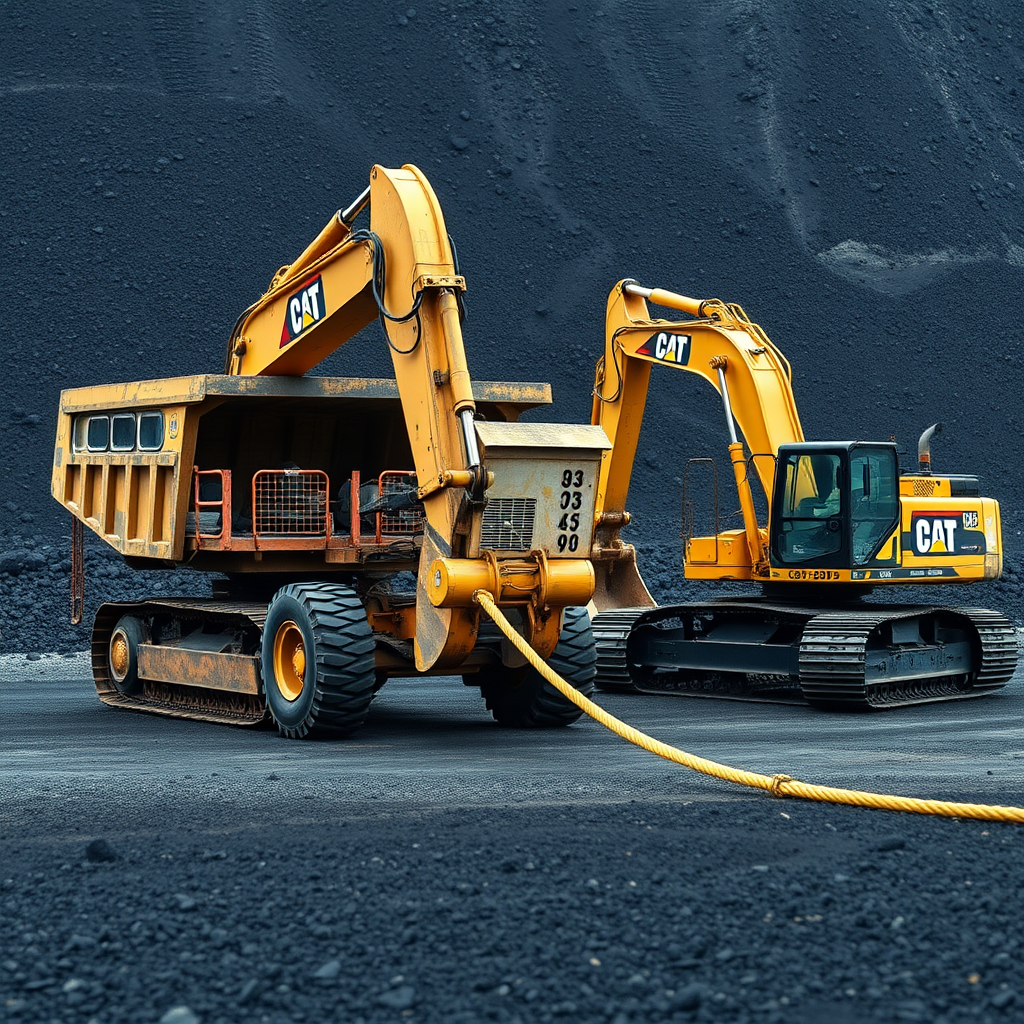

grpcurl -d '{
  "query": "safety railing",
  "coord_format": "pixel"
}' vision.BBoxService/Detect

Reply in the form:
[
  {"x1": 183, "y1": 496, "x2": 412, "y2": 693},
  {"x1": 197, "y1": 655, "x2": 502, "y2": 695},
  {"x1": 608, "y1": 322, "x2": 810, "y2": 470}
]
[{"x1": 191, "y1": 468, "x2": 233, "y2": 550}]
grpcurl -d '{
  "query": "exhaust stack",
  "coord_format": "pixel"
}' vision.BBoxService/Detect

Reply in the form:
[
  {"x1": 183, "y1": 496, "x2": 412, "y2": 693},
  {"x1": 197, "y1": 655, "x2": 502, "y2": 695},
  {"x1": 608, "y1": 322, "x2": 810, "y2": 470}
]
[{"x1": 918, "y1": 422, "x2": 942, "y2": 475}]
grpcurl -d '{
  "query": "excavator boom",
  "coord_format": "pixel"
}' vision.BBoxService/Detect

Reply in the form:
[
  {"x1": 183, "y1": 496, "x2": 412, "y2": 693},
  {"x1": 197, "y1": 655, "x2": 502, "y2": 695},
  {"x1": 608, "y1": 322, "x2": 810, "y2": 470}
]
[{"x1": 593, "y1": 281, "x2": 803, "y2": 519}]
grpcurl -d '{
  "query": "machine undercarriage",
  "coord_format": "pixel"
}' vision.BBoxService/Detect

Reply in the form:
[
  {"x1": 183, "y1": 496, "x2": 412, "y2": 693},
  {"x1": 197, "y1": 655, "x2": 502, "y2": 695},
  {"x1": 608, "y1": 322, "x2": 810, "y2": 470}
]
[{"x1": 593, "y1": 598, "x2": 1017, "y2": 710}]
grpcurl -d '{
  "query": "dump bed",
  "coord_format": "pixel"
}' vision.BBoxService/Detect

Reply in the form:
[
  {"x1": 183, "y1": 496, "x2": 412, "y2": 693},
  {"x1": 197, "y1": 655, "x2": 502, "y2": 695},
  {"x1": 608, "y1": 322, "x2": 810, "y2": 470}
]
[{"x1": 52, "y1": 375, "x2": 552, "y2": 567}]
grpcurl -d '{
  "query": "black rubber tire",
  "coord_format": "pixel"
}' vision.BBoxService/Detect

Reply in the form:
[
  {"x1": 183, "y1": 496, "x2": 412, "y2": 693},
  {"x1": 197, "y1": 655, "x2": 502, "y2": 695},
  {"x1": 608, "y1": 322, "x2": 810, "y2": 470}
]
[
  {"x1": 476, "y1": 607, "x2": 597, "y2": 727},
  {"x1": 261, "y1": 583, "x2": 376, "y2": 740},
  {"x1": 108, "y1": 615, "x2": 147, "y2": 696}
]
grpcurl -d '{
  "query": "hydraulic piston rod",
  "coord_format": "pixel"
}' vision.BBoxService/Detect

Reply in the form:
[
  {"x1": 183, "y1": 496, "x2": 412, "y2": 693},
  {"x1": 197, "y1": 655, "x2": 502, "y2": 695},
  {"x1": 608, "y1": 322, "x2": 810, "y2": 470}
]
[{"x1": 711, "y1": 356, "x2": 767, "y2": 573}]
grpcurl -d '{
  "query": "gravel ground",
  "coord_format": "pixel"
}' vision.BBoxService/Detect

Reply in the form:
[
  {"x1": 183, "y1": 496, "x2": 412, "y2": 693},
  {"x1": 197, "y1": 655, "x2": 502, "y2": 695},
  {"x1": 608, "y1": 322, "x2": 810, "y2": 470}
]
[
  {"x1": 3, "y1": 800, "x2": 1021, "y2": 1024},
  {"x1": 2, "y1": 673, "x2": 1023, "y2": 1024}
]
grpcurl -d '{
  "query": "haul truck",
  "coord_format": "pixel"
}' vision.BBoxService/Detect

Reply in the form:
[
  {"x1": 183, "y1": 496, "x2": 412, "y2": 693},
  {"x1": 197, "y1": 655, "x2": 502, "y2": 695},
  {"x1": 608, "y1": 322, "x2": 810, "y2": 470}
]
[
  {"x1": 51, "y1": 165, "x2": 608, "y2": 737},
  {"x1": 587, "y1": 280, "x2": 1017, "y2": 709}
]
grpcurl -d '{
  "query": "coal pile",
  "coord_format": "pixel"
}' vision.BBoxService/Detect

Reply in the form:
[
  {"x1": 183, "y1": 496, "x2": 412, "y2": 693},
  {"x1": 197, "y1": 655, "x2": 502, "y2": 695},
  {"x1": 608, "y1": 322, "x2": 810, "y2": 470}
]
[
  {"x1": 2, "y1": 798, "x2": 1021, "y2": 1024},
  {"x1": 2, "y1": 0, "x2": 1022, "y2": 652},
  {"x1": 2, "y1": 531, "x2": 1022, "y2": 657}
]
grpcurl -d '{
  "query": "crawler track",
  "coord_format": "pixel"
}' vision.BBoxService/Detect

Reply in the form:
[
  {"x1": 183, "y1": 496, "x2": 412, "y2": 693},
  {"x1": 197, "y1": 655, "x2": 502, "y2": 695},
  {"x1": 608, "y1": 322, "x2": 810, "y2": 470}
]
[
  {"x1": 92, "y1": 599, "x2": 270, "y2": 726},
  {"x1": 593, "y1": 599, "x2": 1018, "y2": 710},
  {"x1": 591, "y1": 608, "x2": 650, "y2": 692}
]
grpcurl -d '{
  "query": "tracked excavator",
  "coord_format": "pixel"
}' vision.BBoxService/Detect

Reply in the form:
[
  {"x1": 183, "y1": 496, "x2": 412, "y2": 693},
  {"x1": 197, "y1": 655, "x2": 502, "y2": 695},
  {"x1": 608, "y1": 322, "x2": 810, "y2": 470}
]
[
  {"x1": 51, "y1": 164, "x2": 608, "y2": 738},
  {"x1": 588, "y1": 280, "x2": 1018, "y2": 709}
]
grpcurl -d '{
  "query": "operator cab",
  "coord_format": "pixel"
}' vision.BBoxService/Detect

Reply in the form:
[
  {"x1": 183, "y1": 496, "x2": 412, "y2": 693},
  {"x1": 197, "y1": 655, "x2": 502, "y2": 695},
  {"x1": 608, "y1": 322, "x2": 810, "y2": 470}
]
[{"x1": 770, "y1": 442, "x2": 899, "y2": 569}]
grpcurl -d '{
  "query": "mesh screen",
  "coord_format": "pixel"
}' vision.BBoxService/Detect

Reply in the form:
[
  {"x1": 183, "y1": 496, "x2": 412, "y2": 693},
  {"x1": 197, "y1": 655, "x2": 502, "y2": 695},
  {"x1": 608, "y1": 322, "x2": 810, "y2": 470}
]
[
  {"x1": 378, "y1": 472, "x2": 425, "y2": 535},
  {"x1": 254, "y1": 471, "x2": 328, "y2": 536}
]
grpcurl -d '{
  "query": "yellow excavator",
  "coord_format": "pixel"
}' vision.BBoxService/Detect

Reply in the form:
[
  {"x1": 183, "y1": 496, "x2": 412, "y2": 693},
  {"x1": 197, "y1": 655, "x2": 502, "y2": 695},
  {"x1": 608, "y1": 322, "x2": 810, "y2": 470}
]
[
  {"x1": 51, "y1": 165, "x2": 608, "y2": 737},
  {"x1": 588, "y1": 280, "x2": 1017, "y2": 708}
]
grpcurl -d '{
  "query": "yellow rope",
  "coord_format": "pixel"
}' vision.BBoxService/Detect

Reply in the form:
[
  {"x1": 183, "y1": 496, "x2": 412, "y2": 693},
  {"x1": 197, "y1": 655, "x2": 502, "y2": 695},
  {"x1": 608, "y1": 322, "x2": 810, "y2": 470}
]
[{"x1": 473, "y1": 591, "x2": 1024, "y2": 824}]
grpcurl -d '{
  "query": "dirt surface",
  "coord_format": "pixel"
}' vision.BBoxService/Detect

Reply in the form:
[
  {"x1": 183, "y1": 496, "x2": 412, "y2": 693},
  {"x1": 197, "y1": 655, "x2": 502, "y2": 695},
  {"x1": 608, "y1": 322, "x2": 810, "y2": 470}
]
[
  {"x1": 2, "y1": 670, "x2": 1023, "y2": 1024},
  {"x1": 1, "y1": 0, "x2": 1023, "y2": 652}
]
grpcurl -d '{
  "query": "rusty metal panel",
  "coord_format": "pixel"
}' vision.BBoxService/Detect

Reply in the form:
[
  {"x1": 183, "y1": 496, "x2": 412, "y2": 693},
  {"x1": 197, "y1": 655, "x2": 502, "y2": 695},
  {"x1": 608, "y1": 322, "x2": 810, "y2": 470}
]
[
  {"x1": 137, "y1": 644, "x2": 261, "y2": 694},
  {"x1": 60, "y1": 377, "x2": 208, "y2": 413},
  {"x1": 469, "y1": 421, "x2": 610, "y2": 560}
]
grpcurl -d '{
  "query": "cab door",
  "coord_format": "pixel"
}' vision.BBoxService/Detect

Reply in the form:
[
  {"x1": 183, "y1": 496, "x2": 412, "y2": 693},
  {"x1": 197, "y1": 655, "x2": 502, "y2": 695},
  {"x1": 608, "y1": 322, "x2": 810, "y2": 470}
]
[{"x1": 770, "y1": 449, "x2": 848, "y2": 568}]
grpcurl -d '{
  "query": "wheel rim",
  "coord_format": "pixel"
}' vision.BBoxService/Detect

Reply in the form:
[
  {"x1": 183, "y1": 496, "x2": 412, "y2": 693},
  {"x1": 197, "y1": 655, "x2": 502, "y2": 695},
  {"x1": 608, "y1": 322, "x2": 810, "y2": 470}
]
[
  {"x1": 109, "y1": 628, "x2": 130, "y2": 682},
  {"x1": 272, "y1": 620, "x2": 307, "y2": 702}
]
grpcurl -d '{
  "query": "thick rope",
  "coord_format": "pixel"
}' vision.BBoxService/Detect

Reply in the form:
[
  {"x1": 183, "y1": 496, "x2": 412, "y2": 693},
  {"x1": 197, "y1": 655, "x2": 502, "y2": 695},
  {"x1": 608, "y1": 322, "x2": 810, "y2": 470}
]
[{"x1": 473, "y1": 591, "x2": 1024, "y2": 824}]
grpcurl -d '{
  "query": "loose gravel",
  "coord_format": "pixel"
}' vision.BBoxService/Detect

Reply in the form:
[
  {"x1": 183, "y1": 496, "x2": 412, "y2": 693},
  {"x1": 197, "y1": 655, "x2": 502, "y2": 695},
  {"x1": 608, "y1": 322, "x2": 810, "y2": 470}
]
[{"x1": 2, "y1": 793, "x2": 1021, "y2": 1024}]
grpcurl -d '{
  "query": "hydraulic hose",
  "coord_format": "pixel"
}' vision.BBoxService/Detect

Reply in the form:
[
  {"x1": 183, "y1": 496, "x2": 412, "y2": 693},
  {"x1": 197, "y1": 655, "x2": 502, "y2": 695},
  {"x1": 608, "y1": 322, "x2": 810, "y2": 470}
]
[{"x1": 473, "y1": 590, "x2": 1024, "y2": 824}]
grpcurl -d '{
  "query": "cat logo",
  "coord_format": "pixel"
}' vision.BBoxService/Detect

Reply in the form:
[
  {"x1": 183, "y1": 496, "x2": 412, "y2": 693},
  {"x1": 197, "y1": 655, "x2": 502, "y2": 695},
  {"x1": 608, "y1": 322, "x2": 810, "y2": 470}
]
[
  {"x1": 280, "y1": 275, "x2": 326, "y2": 348},
  {"x1": 912, "y1": 513, "x2": 959, "y2": 555},
  {"x1": 637, "y1": 331, "x2": 691, "y2": 365}
]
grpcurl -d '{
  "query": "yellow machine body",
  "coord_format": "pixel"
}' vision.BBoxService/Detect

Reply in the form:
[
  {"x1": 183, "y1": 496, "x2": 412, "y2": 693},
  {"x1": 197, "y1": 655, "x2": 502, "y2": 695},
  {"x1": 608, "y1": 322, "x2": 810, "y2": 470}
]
[
  {"x1": 586, "y1": 279, "x2": 1015, "y2": 708},
  {"x1": 52, "y1": 166, "x2": 609, "y2": 733},
  {"x1": 590, "y1": 280, "x2": 1004, "y2": 592}
]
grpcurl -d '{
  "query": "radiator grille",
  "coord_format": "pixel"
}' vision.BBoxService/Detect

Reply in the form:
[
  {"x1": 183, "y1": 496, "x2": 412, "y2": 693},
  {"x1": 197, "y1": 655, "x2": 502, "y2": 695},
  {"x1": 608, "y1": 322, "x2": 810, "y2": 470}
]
[
  {"x1": 480, "y1": 498, "x2": 536, "y2": 551},
  {"x1": 253, "y1": 470, "x2": 328, "y2": 536},
  {"x1": 913, "y1": 478, "x2": 938, "y2": 496}
]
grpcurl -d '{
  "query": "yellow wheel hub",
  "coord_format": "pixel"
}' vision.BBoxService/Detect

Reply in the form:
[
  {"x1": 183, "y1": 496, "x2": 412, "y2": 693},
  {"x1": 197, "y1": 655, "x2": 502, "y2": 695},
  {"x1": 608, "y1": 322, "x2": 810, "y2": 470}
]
[
  {"x1": 110, "y1": 631, "x2": 130, "y2": 680},
  {"x1": 272, "y1": 620, "x2": 307, "y2": 702}
]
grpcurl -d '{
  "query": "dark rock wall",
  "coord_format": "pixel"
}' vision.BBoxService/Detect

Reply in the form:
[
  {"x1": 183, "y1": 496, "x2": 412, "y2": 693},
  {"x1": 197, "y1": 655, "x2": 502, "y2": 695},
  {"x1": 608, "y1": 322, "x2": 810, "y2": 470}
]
[{"x1": 2, "y1": 0, "x2": 1022, "y2": 649}]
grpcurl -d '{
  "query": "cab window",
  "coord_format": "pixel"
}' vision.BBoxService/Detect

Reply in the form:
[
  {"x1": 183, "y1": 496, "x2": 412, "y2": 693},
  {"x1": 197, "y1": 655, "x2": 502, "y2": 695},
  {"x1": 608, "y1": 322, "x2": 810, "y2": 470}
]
[
  {"x1": 110, "y1": 413, "x2": 136, "y2": 451},
  {"x1": 850, "y1": 447, "x2": 899, "y2": 565},
  {"x1": 138, "y1": 411, "x2": 164, "y2": 451},
  {"x1": 85, "y1": 416, "x2": 110, "y2": 452},
  {"x1": 775, "y1": 452, "x2": 843, "y2": 562}
]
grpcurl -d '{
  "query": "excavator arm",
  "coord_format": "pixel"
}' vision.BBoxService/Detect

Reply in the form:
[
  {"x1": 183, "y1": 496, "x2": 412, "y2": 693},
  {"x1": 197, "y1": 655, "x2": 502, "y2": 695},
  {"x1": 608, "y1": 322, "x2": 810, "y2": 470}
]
[
  {"x1": 226, "y1": 164, "x2": 478, "y2": 487},
  {"x1": 591, "y1": 280, "x2": 805, "y2": 577},
  {"x1": 220, "y1": 165, "x2": 601, "y2": 671},
  {"x1": 593, "y1": 280, "x2": 804, "y2": 512}
]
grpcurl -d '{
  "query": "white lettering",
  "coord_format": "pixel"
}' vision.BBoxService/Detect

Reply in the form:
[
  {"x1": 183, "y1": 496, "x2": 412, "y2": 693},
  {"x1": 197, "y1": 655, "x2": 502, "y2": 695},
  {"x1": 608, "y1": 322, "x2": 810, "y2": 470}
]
[
  {"x1": 655, "y1": 333, "x2": 669, "y2": 359},
  {"x1": 915, "y1": 518, "x2": 930, "y2": 553},
  {"x1": 943, "y1": 518, "x2": 957, "y2": 551},
  {"x1": 289, "y1": 296, "x2": 303, "y2": 335},
  {"x1": 307, "y1": 280, "x2": 322, "y2": 319}
]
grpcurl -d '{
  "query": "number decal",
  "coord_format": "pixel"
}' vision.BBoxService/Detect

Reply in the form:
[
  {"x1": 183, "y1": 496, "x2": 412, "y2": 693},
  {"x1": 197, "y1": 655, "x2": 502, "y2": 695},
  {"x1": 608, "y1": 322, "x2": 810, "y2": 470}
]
[{"x1": 557, "y1": 466, "x2": 586, "y2": 556}]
